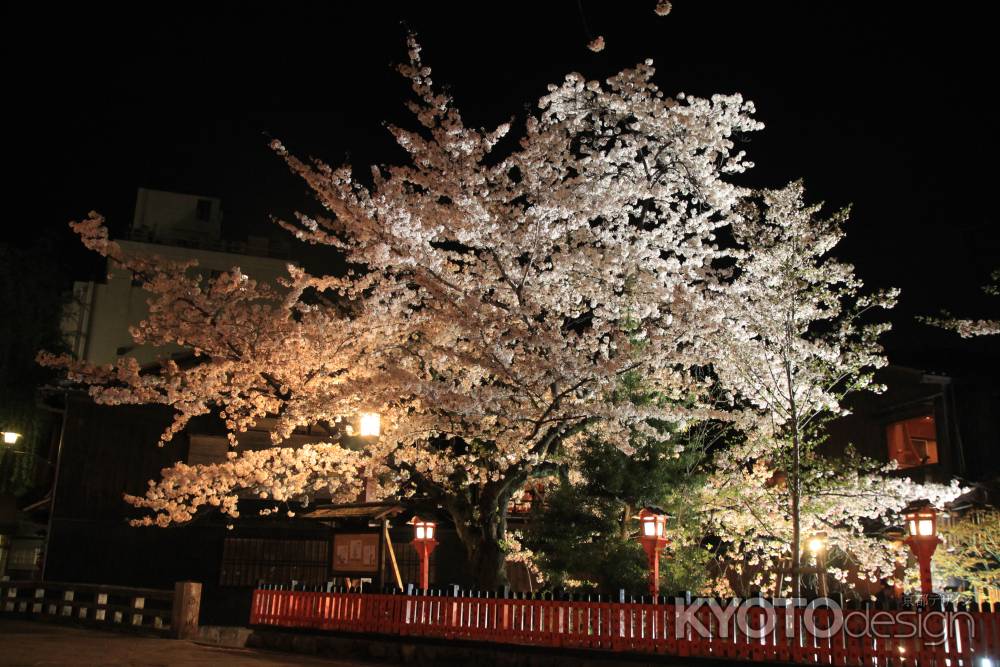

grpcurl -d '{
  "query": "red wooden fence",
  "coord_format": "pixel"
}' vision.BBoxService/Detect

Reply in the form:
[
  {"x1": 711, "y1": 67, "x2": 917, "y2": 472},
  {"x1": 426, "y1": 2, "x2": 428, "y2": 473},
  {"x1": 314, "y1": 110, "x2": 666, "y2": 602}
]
[{"x1": 250, "y1": 589, "x2": 1000, "y2": 665}]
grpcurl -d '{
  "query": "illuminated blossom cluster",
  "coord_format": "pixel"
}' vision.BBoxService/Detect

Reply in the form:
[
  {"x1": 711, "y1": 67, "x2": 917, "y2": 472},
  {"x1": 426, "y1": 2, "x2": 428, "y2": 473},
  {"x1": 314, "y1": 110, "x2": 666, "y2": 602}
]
[
  {"x1": 921, "y1": 268, "x2": 1000, "y2": 338},
  {"x1": 501, "y1": 531, "x2": 542, "y2": 581},
  {"x1": 123, "y1": 443, "x2": 365, "y2": 527},
  {"x1": 708, "y1": 181, "x2": 899, "y2": 435},
  {"x1": 701, "y1": 449, "x2": 964, "y2": 597}
]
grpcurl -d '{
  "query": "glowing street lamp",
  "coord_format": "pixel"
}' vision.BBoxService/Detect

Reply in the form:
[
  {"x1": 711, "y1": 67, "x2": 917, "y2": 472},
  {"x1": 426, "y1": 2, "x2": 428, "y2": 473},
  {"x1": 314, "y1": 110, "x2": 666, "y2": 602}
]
[
  {"x1": 903, "y1": 502, "x2": 942, "y2": 596},
  {"x1": 636, "y1": 508, "x2": 669, "y2": 596},
  {"x1": 409, "y1": 516, "x2": 437, "y2": 590},
  {"x1": 807, "y1": 533, "x2": 829, "y2": 597},
  {"x1": 359, "y1": 412, "x2": 381, "y2": 437},
  {"x1": 2, "y1": 431, "x2": 22, "y2": 445}
]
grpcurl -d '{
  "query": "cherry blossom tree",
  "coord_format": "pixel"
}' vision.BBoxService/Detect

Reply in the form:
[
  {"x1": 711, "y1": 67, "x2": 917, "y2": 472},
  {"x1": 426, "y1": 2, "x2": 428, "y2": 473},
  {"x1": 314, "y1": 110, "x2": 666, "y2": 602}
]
[
  {"x1": 706, "y1": 182, "x2": 904, "y2": 596},
  {"x1": 920, "y1": 268, "x2": 1000, "y2": 338},
  {"x1": 40, "y1": 38, "x2": 763, "y2": 588},
  {"x1": 700, "y1": 445, "x2": 963, "y2": 598},
  {"x1": 925, "y1": 508, "x2": 1000, "y2": 599}
]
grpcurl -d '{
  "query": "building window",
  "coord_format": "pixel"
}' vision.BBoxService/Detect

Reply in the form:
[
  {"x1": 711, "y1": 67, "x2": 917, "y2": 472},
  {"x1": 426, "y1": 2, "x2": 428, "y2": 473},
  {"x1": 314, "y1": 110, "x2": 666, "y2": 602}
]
[
  {"x1": 220, "y1": 538, "x2": 329, "y2": 587},
  {"x1": 886, "y1": 413, "x2": 938, "y2": 469},
  {"x1": 196, "y1": 198, "x2": 213, "y2": 222}
]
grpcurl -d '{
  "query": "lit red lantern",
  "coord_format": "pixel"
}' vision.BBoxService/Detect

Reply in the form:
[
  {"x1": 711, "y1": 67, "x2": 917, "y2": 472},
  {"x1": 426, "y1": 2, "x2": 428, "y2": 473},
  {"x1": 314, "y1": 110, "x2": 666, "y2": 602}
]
[
  {"x1": 903, "y1": 502, "x2": 941, "y2": 596},
  {"x1": 637, "y1": 508, "x2": 669, "y2": 596},
  {"x1": 409, "y1": 516, "x2": 437, "y2": 590}
]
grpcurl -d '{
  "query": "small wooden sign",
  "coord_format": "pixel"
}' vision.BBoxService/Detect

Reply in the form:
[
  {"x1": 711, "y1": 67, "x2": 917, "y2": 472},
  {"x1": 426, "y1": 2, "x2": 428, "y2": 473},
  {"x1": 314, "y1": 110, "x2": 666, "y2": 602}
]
[{"x1": 332, "y1": 533, "x2": 379, "y2": 573}]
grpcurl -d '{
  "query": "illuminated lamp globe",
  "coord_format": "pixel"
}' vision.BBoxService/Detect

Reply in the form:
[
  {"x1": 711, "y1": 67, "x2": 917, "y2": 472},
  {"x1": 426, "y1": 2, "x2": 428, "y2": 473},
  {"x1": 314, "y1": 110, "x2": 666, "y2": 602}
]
[{"x1": 359, "y1": 413, "x2": 381, "y2": 437}]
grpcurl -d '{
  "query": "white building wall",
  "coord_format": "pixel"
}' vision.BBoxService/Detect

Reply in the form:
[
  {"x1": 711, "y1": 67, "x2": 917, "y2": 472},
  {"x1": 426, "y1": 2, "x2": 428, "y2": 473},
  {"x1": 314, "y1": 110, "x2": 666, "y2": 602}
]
[
  {"x1": 63, "y1": 192, "x2": 293, "y2": 367},
  {"x1": 132, "y1": 188, "x2": 222, "y2": 245}
]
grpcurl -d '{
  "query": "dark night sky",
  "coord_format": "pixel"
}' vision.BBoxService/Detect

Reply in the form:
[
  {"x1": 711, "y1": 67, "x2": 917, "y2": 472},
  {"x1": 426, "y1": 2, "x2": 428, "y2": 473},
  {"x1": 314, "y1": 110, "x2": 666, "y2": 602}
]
[{"x1": 5, "y1": 1, "x2": 998, "y2": 375}]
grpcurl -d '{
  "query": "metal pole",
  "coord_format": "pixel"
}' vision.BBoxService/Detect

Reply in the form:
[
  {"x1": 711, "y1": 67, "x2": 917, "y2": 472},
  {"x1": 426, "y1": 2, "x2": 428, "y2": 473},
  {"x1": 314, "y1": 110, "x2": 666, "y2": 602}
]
[
  {"x1": 817, "y1": 550, "x2": 829, "y2": 598},
  {"x1": 40, "y1": 399, "x2": 68, "y2": 581}
]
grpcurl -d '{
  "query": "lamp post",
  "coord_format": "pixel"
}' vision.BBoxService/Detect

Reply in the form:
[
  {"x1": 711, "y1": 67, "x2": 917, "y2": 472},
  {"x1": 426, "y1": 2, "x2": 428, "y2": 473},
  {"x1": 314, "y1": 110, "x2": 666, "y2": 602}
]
[
  {"x1": 636, "y1": 508, "x2": 669, "y2": 596},
  {"x1": 2, "y1": 431, "x2": 22, "y2": 445},
  {"x1": 807, "y1": 534, "x2": 829, "y2": 597},
  {"x1": 410, "y1": 516, "x2": 437, "y2": 590},
  {"x1": 903, "y1": 502, "x2": 941, "y2": 596}
]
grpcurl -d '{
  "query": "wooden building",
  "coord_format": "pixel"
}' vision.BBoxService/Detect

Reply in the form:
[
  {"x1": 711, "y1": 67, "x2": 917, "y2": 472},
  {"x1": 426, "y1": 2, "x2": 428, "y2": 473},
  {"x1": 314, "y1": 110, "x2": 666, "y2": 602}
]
[
  {"x1": 825, "y1": 365, "x2": 1000, "y2": 488},
  {"x1": 41, "y1": 395, "x2": 474, "y2": 625}
]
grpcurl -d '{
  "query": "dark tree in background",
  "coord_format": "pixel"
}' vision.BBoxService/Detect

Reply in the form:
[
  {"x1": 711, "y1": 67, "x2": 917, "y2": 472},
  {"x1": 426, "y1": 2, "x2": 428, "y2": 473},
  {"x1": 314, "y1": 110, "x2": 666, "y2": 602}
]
[{"x1": 522, "y1": 375, "x2": 721, "y2": 595}]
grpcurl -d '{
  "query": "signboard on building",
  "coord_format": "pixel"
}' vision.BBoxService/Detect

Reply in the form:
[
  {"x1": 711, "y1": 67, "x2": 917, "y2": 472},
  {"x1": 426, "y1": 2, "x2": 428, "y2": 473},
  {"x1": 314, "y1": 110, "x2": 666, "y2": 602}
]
[{"x1": 332, "y1": 533, "x2": 379, "y2": 573}]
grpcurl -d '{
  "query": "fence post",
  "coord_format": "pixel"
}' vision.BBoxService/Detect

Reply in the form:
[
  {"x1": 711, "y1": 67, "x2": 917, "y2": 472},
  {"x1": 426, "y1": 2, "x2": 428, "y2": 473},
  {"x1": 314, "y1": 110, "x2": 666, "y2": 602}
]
[{"x1": 172, "y1": 581, "x2": 202, "y2": 639}]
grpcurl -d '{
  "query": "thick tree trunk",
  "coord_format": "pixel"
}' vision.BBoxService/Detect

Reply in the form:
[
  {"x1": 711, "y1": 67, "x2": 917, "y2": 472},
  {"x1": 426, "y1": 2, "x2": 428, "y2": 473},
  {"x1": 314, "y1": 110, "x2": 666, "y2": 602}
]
[
  {"x1": 441, "y1": 486, "x2": 513, "y2": 591},
  {"x1": 466, "y1": 534, "x2": 508, "y2": 591},
  {"x1": 412, "y1": 426, "x2": 580, "y2": 591}
]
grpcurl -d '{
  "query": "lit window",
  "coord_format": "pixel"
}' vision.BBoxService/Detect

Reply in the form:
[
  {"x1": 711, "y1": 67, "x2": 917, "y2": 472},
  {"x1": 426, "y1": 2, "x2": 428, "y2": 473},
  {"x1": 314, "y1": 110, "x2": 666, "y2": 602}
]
[{"x1": 886, "y1": 413, "x2": 938, "y2": 469}]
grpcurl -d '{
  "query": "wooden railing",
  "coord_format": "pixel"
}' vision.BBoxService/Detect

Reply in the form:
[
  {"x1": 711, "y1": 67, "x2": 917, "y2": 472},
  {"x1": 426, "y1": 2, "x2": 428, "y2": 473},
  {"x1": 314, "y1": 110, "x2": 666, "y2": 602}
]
[
  {"x1": 1, "y1": 580, "x2": 174, "y2": 634},
  {"x1": 250, "y1": 588, "x2": 1000, "y2": 665}
]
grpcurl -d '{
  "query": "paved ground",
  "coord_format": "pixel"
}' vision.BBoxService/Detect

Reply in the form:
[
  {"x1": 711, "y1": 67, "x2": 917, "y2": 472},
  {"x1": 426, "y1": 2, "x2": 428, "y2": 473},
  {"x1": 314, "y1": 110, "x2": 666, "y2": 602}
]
[{"x1": 0, "y1": 620, "x2": 363, "y2": 666}]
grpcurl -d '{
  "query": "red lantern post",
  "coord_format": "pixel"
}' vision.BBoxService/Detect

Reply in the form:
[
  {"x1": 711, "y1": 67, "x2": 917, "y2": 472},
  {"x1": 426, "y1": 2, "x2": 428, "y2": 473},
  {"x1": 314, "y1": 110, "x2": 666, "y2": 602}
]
[
  {"x1": 903, "y1": 503, "x2": 941, "y2": 596},
  {"x1": 410, "y1": 516, "x2": 437, "y2": 590},
  {"x1": 637, "y1": 508, "x2": 669, "y2": 596}
]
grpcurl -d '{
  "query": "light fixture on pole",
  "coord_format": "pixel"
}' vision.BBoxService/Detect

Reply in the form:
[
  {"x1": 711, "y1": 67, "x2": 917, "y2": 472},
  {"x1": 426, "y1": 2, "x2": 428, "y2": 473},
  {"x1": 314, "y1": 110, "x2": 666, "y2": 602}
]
[
  {"x1": 903, "y1": 502, "x2": 941, "y2": 596},
  {"x1": 2, "y1": 431, "x2": 22, "y2": 445},
  {"x1": 636, "y1": 508, "x2": 669, "y2": 596},
  {"x1": 409, "y1": 515, "x2": 437, "y2": 590},
  {"x1": 359, "y1": 412, "x2": 381, "y2": 438},
  {"x1": 807, "y1": 533, "x2": 829, "y2": 597}
]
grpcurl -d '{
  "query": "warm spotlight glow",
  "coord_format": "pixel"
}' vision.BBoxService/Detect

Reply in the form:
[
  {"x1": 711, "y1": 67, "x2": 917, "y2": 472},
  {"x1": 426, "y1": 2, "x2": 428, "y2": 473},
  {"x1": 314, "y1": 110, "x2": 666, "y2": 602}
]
[
  {"x1": 905, "y1": 506, "x2": 938, "y2": 540},
  {"x1": 412, "y1": 517, "x2": 436, "y2": 542},
  {"x1": 2, "y1": 432, "x2": 21, "y2": 445},
  {"x1": 638, "y1": 508, "x2": 667, "y2": 540},
  {"x1": 808, "y1": 537, "x2": 825, "y2": 555},
  {"x1": 359, "y1": 413, "x2": 381, "y2": 437}
]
